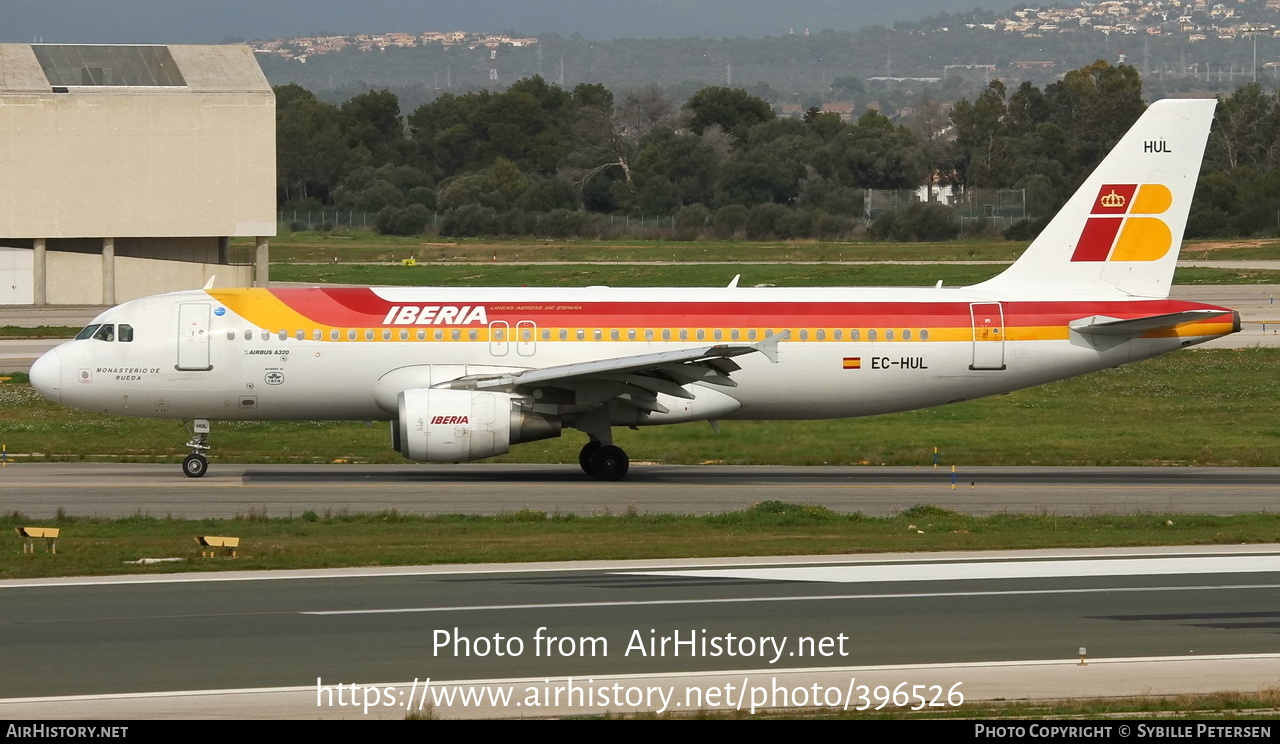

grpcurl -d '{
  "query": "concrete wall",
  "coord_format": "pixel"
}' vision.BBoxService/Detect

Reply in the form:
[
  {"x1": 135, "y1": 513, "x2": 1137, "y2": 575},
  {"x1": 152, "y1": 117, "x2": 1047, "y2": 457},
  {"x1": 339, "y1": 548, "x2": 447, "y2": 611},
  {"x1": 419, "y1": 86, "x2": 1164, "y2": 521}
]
[
  {"x1": 43, "y1": 250, "x2": 251, "y2": 304},
  {"x1": 0, "y1": 45, "x2": 275, "y2": 239}
]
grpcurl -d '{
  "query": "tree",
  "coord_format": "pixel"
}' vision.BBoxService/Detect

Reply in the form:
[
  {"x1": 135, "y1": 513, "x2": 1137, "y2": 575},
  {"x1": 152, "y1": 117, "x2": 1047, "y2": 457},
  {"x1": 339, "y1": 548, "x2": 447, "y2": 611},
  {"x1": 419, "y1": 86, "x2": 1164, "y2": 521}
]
[
  {"x1": 275, "y1": 84, "x2": 349, "y2": 206},
  {"x1": 683, "y1": 86, "x2": 774, "y2": 136}
]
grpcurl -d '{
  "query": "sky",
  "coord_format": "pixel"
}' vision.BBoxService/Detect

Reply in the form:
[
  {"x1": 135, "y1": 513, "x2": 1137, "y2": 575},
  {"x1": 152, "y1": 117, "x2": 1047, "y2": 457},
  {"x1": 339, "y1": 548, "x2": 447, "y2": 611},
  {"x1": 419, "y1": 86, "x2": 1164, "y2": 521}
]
[{"x1": 7, "y1": 1, "x2": 1018, "y2": 43}]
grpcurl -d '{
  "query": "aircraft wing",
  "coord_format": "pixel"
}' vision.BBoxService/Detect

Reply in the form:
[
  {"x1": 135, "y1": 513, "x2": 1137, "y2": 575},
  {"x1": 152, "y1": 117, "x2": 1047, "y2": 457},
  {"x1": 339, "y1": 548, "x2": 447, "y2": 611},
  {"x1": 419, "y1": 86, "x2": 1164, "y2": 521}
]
[
  {"x1": 436, "y1": 332, "x2": 786, "y2": 411},
  {"x1": 1070, "y1": 309, "x2": 1234, "y2": 337}
]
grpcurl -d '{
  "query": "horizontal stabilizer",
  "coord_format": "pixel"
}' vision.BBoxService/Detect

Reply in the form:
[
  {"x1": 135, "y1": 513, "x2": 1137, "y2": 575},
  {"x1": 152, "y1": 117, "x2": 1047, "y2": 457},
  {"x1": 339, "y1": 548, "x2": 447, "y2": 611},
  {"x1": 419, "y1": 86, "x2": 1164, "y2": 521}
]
[{"x1": 1070, "y1": 309, "x2": 1230, "y2": 336}]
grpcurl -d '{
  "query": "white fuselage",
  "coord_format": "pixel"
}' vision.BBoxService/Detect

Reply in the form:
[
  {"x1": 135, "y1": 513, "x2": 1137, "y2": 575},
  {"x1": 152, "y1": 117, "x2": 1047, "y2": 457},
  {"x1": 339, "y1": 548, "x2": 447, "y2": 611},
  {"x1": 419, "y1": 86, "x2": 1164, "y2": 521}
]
[{"x1": 31, "y1": 285, "x2": 1237, "y2": 425}]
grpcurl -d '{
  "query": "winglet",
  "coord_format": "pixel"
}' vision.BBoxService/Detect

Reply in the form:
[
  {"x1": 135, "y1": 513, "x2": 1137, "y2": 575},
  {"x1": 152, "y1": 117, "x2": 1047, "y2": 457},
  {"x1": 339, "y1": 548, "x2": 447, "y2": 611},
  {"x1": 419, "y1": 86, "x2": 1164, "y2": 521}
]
[
  {"x1": 751, "y1": 330, "x2": 789, "y2": 363},
  {"x1": 202, "y1": 276, "x2": 217, "y2": 290},
  {"x1": 727, "y1": 274, "x2": 741, "y2": 288}
]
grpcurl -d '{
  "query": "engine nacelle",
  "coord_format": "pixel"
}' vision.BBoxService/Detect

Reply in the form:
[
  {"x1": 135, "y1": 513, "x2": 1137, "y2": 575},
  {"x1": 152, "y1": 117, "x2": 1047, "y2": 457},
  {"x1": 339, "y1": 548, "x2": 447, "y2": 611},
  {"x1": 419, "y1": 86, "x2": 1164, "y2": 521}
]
[{"x1": 393, "y1": 388, "x2": 560, "y2": 463}]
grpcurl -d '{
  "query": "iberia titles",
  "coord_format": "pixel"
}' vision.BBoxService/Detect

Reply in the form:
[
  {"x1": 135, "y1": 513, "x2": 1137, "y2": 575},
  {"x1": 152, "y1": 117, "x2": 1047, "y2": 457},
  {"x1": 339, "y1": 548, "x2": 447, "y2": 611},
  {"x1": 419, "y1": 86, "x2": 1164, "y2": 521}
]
[{"x1": 380, "y1": 305, "x2": 489, "y2": 325}]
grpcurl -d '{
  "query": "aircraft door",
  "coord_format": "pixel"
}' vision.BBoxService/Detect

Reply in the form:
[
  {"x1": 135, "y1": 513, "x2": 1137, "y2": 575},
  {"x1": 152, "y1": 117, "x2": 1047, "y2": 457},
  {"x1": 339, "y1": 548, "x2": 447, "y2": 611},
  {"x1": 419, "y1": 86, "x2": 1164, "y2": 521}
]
[
  {"x1": 516, "y1": 320, "x2": 536, "y2": 357},
  {"x1": 489, "y1": 320, "x2": 509, "y2": 357},
  {"x1": 176, "y1": 302, "x2": 213, "y2": 371},
  {"x1": 969, "y1": 302, "x2": 1006, "y2": 371}
]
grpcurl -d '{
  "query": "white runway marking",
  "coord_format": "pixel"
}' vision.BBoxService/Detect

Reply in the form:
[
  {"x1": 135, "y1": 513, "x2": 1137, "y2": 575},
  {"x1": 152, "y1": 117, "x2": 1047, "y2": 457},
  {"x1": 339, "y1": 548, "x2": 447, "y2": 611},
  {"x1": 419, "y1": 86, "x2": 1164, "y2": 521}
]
[
  {"x1": 629, "y1": 555, "x2": 1280, "y2": 584},
  {"x1": 302, "y1": 583, "x2": 1280, "y2": 616}
]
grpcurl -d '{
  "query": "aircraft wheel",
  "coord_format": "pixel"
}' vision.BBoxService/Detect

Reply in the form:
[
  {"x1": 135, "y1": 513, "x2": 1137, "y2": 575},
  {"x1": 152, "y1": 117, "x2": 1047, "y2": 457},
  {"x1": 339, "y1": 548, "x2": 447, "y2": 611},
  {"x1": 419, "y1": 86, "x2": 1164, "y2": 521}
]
[
  {"x1": 587, "y1": 445, "x2": 629, "y2": 481},
  {"x1": 578, "y1": 441, "x2": 602, "y2": 474},
  {"x1": 182, "y1": 454, "x2": 208, "y2": 478}
]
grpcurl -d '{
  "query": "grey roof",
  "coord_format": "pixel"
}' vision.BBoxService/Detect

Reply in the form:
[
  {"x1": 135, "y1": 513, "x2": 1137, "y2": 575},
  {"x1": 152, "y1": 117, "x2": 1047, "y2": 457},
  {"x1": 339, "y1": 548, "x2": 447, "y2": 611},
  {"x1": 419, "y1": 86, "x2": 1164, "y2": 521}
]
[{"x1": 0, "y1": 44, "x2": 270, "y2": 93}]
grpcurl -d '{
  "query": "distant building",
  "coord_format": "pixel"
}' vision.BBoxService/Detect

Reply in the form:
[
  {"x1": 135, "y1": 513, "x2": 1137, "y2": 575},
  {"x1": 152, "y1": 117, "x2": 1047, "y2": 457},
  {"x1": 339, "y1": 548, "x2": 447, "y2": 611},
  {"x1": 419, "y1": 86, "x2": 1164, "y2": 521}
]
[{"x1": 0, "y1": 44, "x2": 274, "y2": 305}]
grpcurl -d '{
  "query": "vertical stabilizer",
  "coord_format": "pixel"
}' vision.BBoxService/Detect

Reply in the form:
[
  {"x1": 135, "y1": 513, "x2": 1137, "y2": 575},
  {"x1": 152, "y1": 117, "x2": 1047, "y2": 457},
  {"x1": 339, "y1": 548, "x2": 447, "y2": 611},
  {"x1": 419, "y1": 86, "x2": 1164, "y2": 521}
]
[{"x1": 971, "y1": 99, "x2": 1216, "y2": 299}]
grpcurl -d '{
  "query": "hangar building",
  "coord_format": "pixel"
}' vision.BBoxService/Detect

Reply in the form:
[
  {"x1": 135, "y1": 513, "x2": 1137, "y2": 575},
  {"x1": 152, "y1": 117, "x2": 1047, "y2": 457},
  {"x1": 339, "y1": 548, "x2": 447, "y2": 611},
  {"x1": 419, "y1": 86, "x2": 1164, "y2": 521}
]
[{"x1": 0, "y1": 44, "x2": 274, "y2": 305}]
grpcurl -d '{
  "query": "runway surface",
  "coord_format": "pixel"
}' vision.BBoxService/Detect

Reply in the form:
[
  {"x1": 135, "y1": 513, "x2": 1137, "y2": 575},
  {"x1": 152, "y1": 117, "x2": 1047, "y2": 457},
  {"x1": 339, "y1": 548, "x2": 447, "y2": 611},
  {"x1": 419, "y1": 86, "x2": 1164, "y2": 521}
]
[
  {"x1": 3, "y1": 463, "x2": 1280, "y2": 518},
  {"x1": 0, "y1": 546, "x2": 1277, "y2": 718}
]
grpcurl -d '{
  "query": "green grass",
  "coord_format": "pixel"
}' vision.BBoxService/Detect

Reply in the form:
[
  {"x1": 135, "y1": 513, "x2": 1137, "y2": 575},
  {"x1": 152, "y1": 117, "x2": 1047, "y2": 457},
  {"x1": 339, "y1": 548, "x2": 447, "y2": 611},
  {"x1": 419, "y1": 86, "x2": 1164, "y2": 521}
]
[
  {"x1": 0, "y1": 325, "x2": 77, "y2": 339},
  {"x1": 3, "y1": 504, "x2": 1278, "y2": 579},
  {"x1": 247, "y1": 231, "x2": 1280, "y2": 264},
  {"x1": 609, "y1": 689, "x2": 1280, "y2": 719},
  {"x1": 269, "y1": 262, "x2": 1280, "y2": 287},
  {"x1": 3, "y1": 349, "x2": 1279, "y2": 467},
  {"x1": 269, "y1": 262, "x2": 1003, "y2": 287},
  {"x1": 248, "y1": 233, "x2": 1033, "y2": 264}
]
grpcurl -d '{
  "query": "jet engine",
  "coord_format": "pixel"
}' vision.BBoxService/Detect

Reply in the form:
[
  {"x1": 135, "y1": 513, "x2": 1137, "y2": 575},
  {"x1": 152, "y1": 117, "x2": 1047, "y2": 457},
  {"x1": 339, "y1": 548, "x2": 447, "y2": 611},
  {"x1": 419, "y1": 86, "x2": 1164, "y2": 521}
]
[{"x1": 392, "y1": 388, "x2": 560, "y2": 462}]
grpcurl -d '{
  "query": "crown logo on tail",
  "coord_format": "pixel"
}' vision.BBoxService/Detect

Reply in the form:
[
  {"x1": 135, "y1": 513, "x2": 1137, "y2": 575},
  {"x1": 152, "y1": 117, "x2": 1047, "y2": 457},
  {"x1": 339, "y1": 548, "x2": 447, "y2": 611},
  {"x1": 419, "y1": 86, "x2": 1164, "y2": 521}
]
[{"x1": 1099, "y1": 190, "x2": 1126, "y2": 209}]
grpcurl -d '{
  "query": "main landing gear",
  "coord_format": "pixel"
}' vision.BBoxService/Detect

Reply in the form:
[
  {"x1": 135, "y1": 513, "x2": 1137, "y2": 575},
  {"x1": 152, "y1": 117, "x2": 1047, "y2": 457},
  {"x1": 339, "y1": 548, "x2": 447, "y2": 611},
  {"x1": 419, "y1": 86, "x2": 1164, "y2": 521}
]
[
  {"x1": 183, "y1": 419, "x2": 211, "y2": 478},
  {"x1": 578, "y1": 441, "x2": 629, "y2": 481}
]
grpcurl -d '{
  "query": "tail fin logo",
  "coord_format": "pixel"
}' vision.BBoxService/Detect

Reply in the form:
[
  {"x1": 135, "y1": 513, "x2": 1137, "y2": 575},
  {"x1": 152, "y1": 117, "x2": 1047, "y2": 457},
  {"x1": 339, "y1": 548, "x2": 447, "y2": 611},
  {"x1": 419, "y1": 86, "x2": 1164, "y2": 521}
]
[{"x1": 1071, "y1": 183, "x2": 1173, "y2": 262}]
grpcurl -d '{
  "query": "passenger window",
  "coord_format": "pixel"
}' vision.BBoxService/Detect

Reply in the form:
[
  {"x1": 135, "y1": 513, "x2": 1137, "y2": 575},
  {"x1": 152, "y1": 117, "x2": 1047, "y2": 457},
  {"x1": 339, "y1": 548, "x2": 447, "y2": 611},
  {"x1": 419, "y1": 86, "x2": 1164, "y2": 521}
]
[
  {"x1": 851, "y1": 329, "x2": 860, "y2": 340},
  {"x1": 118, "y1": 324, "x2": 134, "y2": 342},
  {"x1": 903, "y1": 330, "x2": 912, "y2": 341},
  {"x1": 714, "y1": 329, "x2": 723, "y2": 341},
  {"x1": 296, "y1": 330, "x2": 305, "y2": 341},
  {"x1": 313, "y1": 330, "x2": 322, "y2": 341},
  {"x1": 731, "y1": 329, "x2": 740, "y2": 341},
  {"x1": 628, "y1": 329, "x2": 636, "y2": 341},
  {"x1": 679, "y1": 329, "x2": 688, "y2": 341},
  {"x1": 610, "y1": 329, "x2": 618, "y2": 341},
  {"x1": 399, "y1": 330, "x2": 408, "y2": 341},
  {"x1": 748, "y1": 329, "x2": 757, "y2": 341},
  {"x1": 868, "y1": 330, "x2": 877, "y2": 341},
  {"x1": 542, "y1": 329, "x2": 550, "y2": 341},
  {"x1": 576, "y1": 330, "x2": 585, "y2": 341},
  {"x1": 468, "y1": 330, "x2": 477, "y2": 341},
  {"x1": 246, "y1": 330, "x2": 254, "y2": 341},
  {"x1": 452, "y1": 329, "x2": 461, "y2": 341},
  {"x1": 92, "y1": 324, "x2": 115, "y2": 342},
  {"x1": 330, "y1": 329, "x2": 340, "y2": 341},
  {"x1": 696, "y1": 330, "x2": 705, "y2": 341},
  {"x1": 227, "y1": 330, "x2": 236, "y2": 341},
  {"x1": 559, "y1": 329, "x2": 567, "y2": 341},
  {"x1": 365, "y1": 329, "x2": 375, "y2": 341},
  {"x1": 347, "y1": 330, "x2": 357, "y2": 341},
  {"x1": 261, "y1": 330, "x2": 269, "y2": 341},
  {"x1": 662, "y1": 329, "x2": 671, "y2": 341},
  {"x1": 645, "y1": 329, "x2": 653, "y2": 340},
  {"x1": 885, "y1": 330, "x2": 894, "y2": 340},
  {"x1": 921, "y1": 330, "x2": 930, "y2": 341},
  {"x1": 799, "y1": 330, "x2": 809, "y2": 341},
  {"x1": 834, "y1": 330, "x2": 842, "y2": 341},
  {"x1": 278, "y1": 330, "x2": 288, "y2": 341},
  {"x1": 593, "y1": 329, "x2": 602, "y2": 341}
]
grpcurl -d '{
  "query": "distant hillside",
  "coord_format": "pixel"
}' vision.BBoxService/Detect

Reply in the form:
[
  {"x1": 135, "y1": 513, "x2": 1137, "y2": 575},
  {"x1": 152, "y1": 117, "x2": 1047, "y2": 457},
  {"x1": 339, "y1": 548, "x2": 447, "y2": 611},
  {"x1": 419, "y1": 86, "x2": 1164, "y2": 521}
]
[
  {"x1": 5, "y1": 0, "x2": 1019, "y2": 44},
  {"x1": 258, "y1": 26, "x2": 1278, "y2": 112}
]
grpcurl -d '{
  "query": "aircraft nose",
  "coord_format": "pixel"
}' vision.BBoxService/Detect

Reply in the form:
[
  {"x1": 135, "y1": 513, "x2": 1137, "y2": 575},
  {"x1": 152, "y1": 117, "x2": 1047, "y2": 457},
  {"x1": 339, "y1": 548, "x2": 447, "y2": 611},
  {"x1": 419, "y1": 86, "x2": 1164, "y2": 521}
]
[{"x1": 29, "y1": 347, "x2": 61, "y2": 404}]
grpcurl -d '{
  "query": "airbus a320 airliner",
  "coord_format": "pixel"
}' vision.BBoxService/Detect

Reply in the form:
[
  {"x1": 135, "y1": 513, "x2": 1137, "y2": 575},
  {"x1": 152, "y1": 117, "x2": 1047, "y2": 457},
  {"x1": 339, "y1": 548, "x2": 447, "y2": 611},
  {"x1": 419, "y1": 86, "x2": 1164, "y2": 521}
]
[{"x1": 30, "y1": 99, "x2": 1237, "y2": 480}]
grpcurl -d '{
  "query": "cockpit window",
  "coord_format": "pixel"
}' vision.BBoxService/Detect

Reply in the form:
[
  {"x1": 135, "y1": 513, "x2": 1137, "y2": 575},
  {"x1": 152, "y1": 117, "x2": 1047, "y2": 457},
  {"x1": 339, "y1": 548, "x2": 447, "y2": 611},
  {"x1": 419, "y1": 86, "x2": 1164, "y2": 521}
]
[
  {"x1": 92, "y1": 324, "x2": 116, "y2": 342},
  {"x1": 118, "y1": 324, "x2": 134, "y2": 342},
  {"x1": 75, "y1": 324, "x2": 101, "y2": 340}
]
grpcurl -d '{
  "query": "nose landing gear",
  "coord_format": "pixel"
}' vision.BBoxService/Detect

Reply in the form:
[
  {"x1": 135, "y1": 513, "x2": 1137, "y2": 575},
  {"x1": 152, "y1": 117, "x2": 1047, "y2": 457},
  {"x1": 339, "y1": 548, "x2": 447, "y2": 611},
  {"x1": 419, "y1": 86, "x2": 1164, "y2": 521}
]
[{"x1": 183, "y1": 419, "x2": 211, "y2": 478}]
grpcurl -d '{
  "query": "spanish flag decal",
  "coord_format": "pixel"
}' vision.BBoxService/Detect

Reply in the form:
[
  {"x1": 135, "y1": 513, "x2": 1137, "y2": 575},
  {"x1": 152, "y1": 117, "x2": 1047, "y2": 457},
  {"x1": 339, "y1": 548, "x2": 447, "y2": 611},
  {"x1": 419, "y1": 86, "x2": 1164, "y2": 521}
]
[{"x1": 842, "y1": 357, "x2": 862, "y2": 369}]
